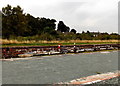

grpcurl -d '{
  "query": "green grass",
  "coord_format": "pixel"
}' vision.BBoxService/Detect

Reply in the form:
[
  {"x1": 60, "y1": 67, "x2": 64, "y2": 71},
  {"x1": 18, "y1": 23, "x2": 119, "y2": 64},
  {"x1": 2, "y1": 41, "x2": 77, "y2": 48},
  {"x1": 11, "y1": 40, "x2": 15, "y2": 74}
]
[{"x1": 2, "y1": 42, "x2": 118, "y2": 47}]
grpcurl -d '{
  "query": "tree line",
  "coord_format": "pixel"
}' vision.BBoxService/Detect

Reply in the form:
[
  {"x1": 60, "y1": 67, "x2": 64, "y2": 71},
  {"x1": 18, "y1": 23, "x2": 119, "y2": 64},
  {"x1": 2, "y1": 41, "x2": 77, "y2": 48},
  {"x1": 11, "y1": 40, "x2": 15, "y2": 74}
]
[{"x1": 2, "y1": 5, "x2": 119, "y2": 41}]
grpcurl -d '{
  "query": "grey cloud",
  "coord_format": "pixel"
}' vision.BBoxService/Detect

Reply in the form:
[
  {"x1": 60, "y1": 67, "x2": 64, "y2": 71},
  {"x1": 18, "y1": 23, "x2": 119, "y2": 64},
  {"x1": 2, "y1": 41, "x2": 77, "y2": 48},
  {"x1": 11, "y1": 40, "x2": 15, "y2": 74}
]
[{"x1": 1, "y1": 0, "x2": 117, "y2": 33}]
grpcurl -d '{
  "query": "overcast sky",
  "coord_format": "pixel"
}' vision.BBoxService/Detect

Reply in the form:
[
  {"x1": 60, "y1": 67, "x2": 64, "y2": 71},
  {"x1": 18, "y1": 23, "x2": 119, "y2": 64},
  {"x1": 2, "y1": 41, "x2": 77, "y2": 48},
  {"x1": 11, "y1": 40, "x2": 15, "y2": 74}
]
[{"x1": 0, "y1": 0, "x2": 119, "y2": 33}]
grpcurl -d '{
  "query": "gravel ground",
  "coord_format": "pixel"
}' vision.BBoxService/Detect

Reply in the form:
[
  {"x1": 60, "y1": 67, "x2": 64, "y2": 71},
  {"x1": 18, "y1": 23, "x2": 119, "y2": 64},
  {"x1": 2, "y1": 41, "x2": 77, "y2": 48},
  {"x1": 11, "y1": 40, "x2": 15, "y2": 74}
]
[
  {"x1": 2, "y1": 51, "x2": 118, "y2": 84},
  {"x1": 1, "y1": 77, "x2": 120, "y2": 86},
  {"x1": 84, "y1": 77, "x2": 120, "y2": 86}
]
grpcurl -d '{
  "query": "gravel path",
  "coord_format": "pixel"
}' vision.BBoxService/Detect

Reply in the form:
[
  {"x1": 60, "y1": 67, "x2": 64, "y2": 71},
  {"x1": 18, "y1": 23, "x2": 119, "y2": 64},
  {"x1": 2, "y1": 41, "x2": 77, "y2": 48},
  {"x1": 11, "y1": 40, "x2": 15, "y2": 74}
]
[
  {"x1": 83, "y1": 77, "x2": 119, "y2": 86},
  {"x1": 92, "y1": 76, "x2": 119, "y2": 85}
]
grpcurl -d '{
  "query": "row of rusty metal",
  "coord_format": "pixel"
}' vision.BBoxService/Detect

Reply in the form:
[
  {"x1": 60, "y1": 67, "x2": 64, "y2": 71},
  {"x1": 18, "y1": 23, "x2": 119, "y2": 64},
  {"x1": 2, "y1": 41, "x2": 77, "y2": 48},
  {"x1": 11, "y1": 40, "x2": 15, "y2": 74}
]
[{"x1": 1, "y1": 44, "x2": 120, "y2": 59}]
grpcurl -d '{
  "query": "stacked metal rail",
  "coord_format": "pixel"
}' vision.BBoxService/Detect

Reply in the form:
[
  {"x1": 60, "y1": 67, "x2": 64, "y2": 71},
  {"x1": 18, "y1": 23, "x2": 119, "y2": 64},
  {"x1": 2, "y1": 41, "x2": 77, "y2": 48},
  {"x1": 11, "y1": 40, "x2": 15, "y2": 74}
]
[{"x1": 1, "y1": 44, "x2": 120, "y2": 59}]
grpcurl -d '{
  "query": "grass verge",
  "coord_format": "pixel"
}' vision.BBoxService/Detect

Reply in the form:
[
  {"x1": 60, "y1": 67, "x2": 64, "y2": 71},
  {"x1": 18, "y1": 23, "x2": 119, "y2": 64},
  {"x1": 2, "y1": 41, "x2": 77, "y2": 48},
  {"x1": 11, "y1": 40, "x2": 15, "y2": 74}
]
[
  {"x1": 1, "y1": 39, "x2": 119, "y2": 47},
  {"x1": 2, "y1": 42, "x2": 119, "y2": 47}
]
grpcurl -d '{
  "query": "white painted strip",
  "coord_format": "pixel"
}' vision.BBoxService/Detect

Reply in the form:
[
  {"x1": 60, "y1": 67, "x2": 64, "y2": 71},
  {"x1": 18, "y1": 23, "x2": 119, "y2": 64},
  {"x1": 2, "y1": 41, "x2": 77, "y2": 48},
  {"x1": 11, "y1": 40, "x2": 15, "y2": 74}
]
[
  {"x1": 82, "y1": 80, "x2": 102, "y2": 85},
  {"x1": 59, "y1": 70, "x2": 120, "y2": 84}
]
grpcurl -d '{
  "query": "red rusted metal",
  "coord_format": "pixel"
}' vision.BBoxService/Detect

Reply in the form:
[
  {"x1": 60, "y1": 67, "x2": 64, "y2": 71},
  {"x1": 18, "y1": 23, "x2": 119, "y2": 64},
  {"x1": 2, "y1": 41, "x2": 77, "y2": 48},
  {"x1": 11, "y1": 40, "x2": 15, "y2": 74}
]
[{"x1": 1, "y1": 44, "x2": 120, "y2": 58}]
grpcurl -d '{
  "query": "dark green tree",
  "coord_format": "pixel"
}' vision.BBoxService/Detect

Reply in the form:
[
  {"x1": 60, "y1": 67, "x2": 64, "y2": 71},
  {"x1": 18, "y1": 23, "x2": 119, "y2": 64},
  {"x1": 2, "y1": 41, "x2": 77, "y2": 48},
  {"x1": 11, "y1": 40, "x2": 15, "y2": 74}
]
[
  {"x1": 2, "y1": 5, "x2": 13, "y2": 38},
  {"x1": 2, "y1": 5, "x2": 28, "y2": 38},
  {"x1": 25, "y1": 14, "x2": 40, "y2": 36},
  {"x1": 12, "y1": 5, "x2": 28, "y2": 36},
  {"x1": 70, "y1": 29, "x2": 77, "y2": 34},
  {"x1": 57, "y1": 21, "x2": 70, "y2": 32}
]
